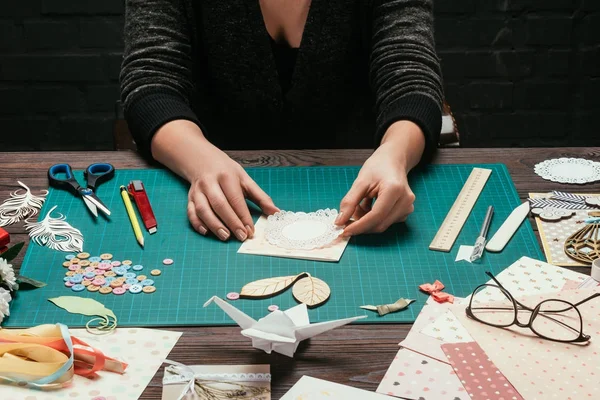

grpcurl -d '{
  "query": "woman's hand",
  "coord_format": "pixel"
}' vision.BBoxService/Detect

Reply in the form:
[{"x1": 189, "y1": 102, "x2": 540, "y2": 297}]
[
  {"x1": 151, "y1": 120, "x2": 279, "y2": 241},
  {"x1": 335, "y1": 121, "x2": 426, "y2": 236}
]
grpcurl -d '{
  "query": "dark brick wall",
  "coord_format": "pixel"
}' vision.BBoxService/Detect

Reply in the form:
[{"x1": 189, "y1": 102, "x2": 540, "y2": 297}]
[{"x1": 0, "y1": 0, "x2": 598, "y2": 150}]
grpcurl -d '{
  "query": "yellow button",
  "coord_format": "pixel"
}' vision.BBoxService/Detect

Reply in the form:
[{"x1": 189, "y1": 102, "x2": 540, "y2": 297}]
[
  {"x1": 87, "y1": 285, "x2": 100, "y2": 292},
  {"x1": 100, "y1": 253, "x2": 113, "y2": 260},
  {"x1": 142, "y1": 286, "x2": 156, "y2": 293},
  {"x1": 136, "y1": 275, "x2": 147, "y2": 281},
  {"x1": 82, "y1": 280, "x2": 91, "y2": 287},
  {"x1": 65, "y1": 271, "x2": 75, "y2": 277},
  {"x1": 100, "y1": 287, "x2": 113, "y2": 294},
  {"x1": 150, "y1": 269, "x2": 161, "y2": 276},
  {"x1": 62, "y1": 261, "x2": 71, "y2": 268},
  {"x1": 75, "y1": 269, "x2": 85, "y2": 274},
  {"x1": 115, "y1": 277, "x2": 126, "y2": 283},
  {"x1": 71, "y1": 258, "x2": 80, "y2": 263},
  {"x1": 110, "y1": 280, "x2": 123, "y2": 288},
  {"x1": 90, "y1": 261, "x2": 99, "y2": 267},
  {"x1": 77, "y1": 252, "x2": 90, "y2": 259},
  {"x1": 122, "y1": 260, "x2": 132, "y2": 265},
  {"x1": 104, "y1": 271, "x2": 116, "y2": 277},
  {"x1": 79, "y1": 260, "x2": 90, "y2": 267}
]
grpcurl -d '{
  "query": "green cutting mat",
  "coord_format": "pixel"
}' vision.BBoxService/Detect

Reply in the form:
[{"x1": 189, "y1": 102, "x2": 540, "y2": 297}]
[{"x1": 6, "y1": 164, "x2": 544, "y2": 328}]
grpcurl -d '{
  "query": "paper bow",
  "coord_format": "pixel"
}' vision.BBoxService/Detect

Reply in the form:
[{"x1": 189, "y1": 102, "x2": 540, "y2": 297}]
[{"x1": 419, "y1": 280, "x2": 454, "y2": 304}]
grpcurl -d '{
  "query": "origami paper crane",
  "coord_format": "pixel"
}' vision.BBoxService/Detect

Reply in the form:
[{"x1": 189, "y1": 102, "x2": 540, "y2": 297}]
[{"x1": 203, "y1": 296, "x2": 365, "y2": 357}]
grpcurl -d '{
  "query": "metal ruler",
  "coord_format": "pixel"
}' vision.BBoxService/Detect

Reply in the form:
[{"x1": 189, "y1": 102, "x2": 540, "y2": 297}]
[{"x1": 429, "y1": 167, "x2": 492, "y2": 252}]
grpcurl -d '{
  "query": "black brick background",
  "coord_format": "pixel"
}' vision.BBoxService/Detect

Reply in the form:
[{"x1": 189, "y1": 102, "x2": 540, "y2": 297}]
[{"x1": 0, "y1": 0, "x2": 598, "y2": 150}]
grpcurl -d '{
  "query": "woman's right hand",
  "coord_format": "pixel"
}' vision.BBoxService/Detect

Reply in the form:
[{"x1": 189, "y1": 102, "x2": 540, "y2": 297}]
[{"x1": 151, "y1": 120, "x2": 279, "y2": 241}]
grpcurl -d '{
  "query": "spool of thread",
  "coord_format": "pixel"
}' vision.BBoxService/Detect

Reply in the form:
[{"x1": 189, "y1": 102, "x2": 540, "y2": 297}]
[{"x1": 591, "y1": 258, "x2": 600, "y2": 282}]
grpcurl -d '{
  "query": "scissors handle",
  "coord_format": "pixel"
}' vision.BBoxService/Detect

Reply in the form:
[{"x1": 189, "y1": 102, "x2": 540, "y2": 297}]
[
  {"x1": 48, "y1": 163, "x2": 81, "y2": 195},
  {"x1": 84, "y1": 163, "x2": 115, "y2": 191}
]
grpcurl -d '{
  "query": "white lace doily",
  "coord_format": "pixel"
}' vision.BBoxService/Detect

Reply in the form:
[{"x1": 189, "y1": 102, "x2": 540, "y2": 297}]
[
  {"x1": 534, "y1": 158, "x2": 600, "y2": 184},
  {"x1": 265, "y1": 209, "x2": 344, "y2": 250}
]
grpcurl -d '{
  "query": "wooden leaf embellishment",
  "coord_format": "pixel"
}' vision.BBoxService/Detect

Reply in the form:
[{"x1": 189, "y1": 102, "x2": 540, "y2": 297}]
[
  {"x1": 240, "y1": 273, "x2": 308, "y2": 298},
  {"x1": 292, "y1": 276, "x2": 331, "y2": 308}
]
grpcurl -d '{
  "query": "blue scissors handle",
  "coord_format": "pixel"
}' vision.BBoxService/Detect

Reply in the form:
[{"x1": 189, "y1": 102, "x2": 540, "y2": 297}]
[
  {"x1": 84, "y1": 163, "x2": 115, "y2": 191},
  {"x1": 48, "y1": 164, "x2": 81, "y2": 195}
]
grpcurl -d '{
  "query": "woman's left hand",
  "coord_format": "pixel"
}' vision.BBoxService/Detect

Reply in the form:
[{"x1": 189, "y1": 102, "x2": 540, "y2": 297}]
[{"x1": 335, "y1": 121, "x2": 425, "y2": 236}]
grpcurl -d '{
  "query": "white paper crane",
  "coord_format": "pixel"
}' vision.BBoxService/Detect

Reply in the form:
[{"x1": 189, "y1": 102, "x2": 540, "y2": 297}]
[{"x1": 203, "y1": 296, "x2": 366, "y2": 357}]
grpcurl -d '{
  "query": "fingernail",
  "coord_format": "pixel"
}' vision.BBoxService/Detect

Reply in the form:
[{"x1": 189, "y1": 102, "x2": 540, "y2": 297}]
[
  {"x1": 236, "y1": 229, "x2": 247, "y2": 242},
  {"x1": 245, "y1": 225, "x2": 254, "y2": 237},
  {"x1": 198, "y1": 225, "x2": 207, "y2": 235},
  {"x1": 341, "y1": 229, "x2": 352, "y2": 238},
  {"x1": 217, "y1": 228, "x2": 230, "y2": 241},
  {"x1": 335, "y1": 211, "x2": 344, "y2": 225}
]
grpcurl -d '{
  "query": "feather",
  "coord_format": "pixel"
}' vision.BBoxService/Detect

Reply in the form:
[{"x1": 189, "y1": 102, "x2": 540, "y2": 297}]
[
  {"x1": 0, "y1": 181, "x2": 48, "y2": 227},
  {"x1": 24, "y1": 205, "x2": 84, "y2": 252}
]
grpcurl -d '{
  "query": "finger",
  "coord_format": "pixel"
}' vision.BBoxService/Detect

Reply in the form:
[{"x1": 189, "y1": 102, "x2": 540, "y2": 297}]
[
  {"x1": 342, "y1": 189, "x2": 398, "y2": 236},
  {"x1": 205, "y1": 187, "x2": 248, "y2": 241},
  {"x1": 243, "y1": 177, "x2": 279, "y2": 215},
  {"x1": 193, "y1": 192, "x2": 231, "y2": 241},
  {"x1": 336, "y1": 179, "x2": 370, "y2": 225},
  {"x1": 220, "y1": 176, "x2": 255, "y2": 237},
  {"x1": 351, "y1": 197, "x2": 373, "y2": 221},
  {"x1": 187, "y1": 201, "x2": 208, "y2": 235}
]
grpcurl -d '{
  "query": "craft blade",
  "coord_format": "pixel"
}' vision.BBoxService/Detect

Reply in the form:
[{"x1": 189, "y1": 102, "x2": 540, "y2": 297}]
[
  {"x1": 82, "y1": 196, "x2": 98, "y2": 217},
  {"x1": 470, "y1": 236, "x2": 486, "y2": 262}
]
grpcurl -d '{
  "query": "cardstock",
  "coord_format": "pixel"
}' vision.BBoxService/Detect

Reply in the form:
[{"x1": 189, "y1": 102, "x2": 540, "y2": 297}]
[
  {"x1": 238, "y1": 216, "x2": 350, "y2": 262},
  {"x1": 162, "y1": 364, "x2": 270, "y2": 400},
  {"x1": 455, "y1": 245, "x2": 474, "y2": 263},
  {"x1": 530, "y1": 192, "x2": 600, "y2": 266},
  {"x1": 441, "y1": 342, "x2": 524, "y2": 400},
  {"x1": 281, "y1": 376, "x2": 389, "y2": 399},
  {"x1": 452, "y1": 288, "x2": 600, "y2": 400},
  {"x1": 1, "y1": 327, "x2": 182, "y2": 400},
  {"x1": 420, "y1": 310, "x2": 474, "y2": 343},
  {"x1": 377, "y1": 348, "x2": 469, "y2": 400}
]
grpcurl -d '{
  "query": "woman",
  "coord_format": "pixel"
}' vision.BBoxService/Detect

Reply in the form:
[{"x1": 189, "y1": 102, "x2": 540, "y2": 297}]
[{"x1": 120, "y1": 0, "x2": 443, "y2": 242}]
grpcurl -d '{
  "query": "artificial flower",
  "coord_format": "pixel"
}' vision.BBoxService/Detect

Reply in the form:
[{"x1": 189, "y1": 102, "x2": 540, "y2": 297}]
[
  {"x1": 0, "y1": 288, "x2": 10, "y2": 323},
  {"x1": 0, "y1": 258, "x2": 17, "y2": 290}
]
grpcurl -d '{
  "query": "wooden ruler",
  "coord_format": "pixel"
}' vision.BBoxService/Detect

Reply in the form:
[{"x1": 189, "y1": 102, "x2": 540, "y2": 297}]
[{"x1": 429, "y1": 167, "x2": 492, "y2": 252}]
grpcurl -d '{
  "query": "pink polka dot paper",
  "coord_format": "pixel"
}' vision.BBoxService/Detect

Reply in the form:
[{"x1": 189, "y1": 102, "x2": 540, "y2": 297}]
[{"x1": 442, "y1": 342, "x2": 523, "y2": 400}]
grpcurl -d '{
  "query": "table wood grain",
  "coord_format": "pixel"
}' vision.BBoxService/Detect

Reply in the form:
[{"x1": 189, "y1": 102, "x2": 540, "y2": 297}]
[{"x1": 1, "y1": 148, "x2": 599, "y2": 399}]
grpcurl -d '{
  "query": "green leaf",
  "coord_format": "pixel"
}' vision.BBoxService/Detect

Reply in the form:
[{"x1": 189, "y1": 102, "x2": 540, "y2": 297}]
[
  {"x1": 1, "y1": 242, "x2": 24, "y2": 262},
  {"x1": 17, "y1": 275, "x2": 46, "y2": 288},
  {"x1": 48, "y1": 296, "x2": 117, "y2": 321}
]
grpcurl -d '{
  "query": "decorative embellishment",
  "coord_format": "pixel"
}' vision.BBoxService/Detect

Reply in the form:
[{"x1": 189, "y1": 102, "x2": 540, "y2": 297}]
[
  {"x1": 419, "y1": 280, "x2": 454, "y2": 304},
  {"x1": 48, "y1": 296, "x2": 117, "y2": 334},
  {"x1": 291, "y1": 275, "x2": 331, "y2": 308},
  {"x1": 531, "y1": 207, "x2": 575, "y2": 222},
  {"x1": 0, "y1": 181, "x2": 48, "y2": 227},
  {"x1": 360, "y1": 298, "x2": 414, "y2": 316},
  {"x1": 265, "y1": 209, "x2": 343, "y2": 250},
  {"x1": 564, "y1": 223, "x2": 600, "y2": 264},
  {"x1": 534, "y1": 158, "x2": 600, "y2": 184},
  {"x1": 24, "y1": 205, "x2": 84, "y2": 252},
  {"x1": 586, "y1": 196, "x2": 600, "y2": 208},
  {"x1": 240, "y1": 272, "x2": 331, "y2": 308}
]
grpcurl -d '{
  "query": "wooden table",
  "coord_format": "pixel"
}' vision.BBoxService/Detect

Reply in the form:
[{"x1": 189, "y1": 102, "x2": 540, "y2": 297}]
[{"x1": 1, "y1": 148, "x2": 599, "y2": 399}]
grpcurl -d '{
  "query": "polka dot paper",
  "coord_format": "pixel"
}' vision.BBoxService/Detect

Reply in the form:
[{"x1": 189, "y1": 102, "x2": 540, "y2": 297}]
[
  {"x1": 442, "y1": 342, "x2": 524, "y2": 400},
  {"x1": 1, "y1": 327, "x2": 182, "y2": 400},
  {"x1": 452, "y1": 288, "x2": 600, "y2": 400},
  {"x1": 376, "y1": 348, "x2": 469, "y2": 400}
]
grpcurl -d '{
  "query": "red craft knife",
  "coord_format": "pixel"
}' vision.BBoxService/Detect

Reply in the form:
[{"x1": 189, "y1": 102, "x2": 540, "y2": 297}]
[{"x1": 127, "y1": 180, "x2": 157, "y2": 234}]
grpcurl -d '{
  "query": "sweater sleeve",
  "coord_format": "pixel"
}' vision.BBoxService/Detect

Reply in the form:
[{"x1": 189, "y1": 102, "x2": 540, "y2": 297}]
[
  {"x1": 120, "y1": 0, "x2": 204, "y2": 159},
  {"x1": 370, "y1": 0, "x2": 444, "y2": 161}
]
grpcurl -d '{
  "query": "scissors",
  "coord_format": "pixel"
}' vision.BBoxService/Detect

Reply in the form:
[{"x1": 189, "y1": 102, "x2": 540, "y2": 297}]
[{"x1": 48, "y1": 163, "x2": 115, "y2": 217}]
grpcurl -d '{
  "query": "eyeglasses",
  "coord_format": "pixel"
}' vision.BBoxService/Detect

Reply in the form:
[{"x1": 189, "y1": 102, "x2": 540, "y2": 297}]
[{"x1": 466, "y1": 271, "x2": 600, "y2": 343}]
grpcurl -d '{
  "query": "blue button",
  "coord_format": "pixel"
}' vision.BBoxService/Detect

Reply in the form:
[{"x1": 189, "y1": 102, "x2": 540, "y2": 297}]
[
  {"x1": 125, "y1": 272, "x2": 137, "y2": 279},
  {"x1": 65, "y1": 254, "x2": 75, "y2": 260},
  {"x1": 69, "y1": 274, "x2": 83, "y2": 284},
  {"x1": 84, "y1": 272, "x2": 96, "y2": 279},
  {"x1": 129, "y1": 284, "x2": 143, "y2": 294},
  {"x1": 105, "y1": 277, "x2": 116, "y2": 284},
  {"x1": 89, "y1": 256, "x2": 101, "y2": 262},
  {"x1": 113, "y1": 267, "x2": 126, "y2": 276},
  {"x1": 141, "y1": 279, "x2": 154, "y2": 287},
  {"x1": 63, "y1": 277, "x2": 70, "y2": 282},
  {"x1": 123, "y1": 264, "x2": 132, "y2": 270},
  {"x1": 132, "y1": 264, "x2": 144, "y2": 271},
  {"x1": 126, "y1": 278, "x2": 138, "y2": 285},
  {"x1": 71, "y1": 284, "x2": 85, "y2": 292}
]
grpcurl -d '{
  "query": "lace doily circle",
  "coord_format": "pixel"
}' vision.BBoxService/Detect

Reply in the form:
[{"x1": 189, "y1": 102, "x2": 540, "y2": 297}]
[
  {"x1": 265, "y1": 209, "x2": 343, "y2": 250},
  {"x1": 534, "y1": 158, "x2": 600, "y2": 184}
]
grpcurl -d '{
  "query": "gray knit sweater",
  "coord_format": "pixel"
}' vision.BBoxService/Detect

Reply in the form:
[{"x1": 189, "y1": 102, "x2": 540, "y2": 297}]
[{"x1": 120, "y1": 0, "x2": 444, "y2": 158}]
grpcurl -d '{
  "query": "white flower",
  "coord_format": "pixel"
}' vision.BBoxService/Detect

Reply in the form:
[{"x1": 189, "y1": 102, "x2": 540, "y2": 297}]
[
  {"x1": 0, "y1": 288, "x2": 10, "y2": 324},
  {"x1": 0, "y1": 258, "x2": 17, "y2": 290}
]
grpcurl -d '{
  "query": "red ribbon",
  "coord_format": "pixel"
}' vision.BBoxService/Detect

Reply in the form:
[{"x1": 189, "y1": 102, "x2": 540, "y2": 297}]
[{"x1": 419, "y1": 280, "x2": 454, "y2": 304}]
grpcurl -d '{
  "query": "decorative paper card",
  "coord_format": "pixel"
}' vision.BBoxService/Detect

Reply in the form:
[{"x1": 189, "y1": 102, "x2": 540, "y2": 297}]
[
  {"x1": 377, "y1": 348, "x2": 469, "y2": 400},
  {"x1": 452, "y1": 288, "x2": 600, "y2": 400},
  {"x1": 281, "y1": 376, "x2": 389, "y2": 399},
  {"x1": 420, "y1": 310, "x2": 474, "y2": 343},
  {"x1": 162, "y1": 364, "x2": 270, "y2": 400},
  {"x1": 529, "y1": 192, "x2": 599, "y2": 266},
  {"x1": 1, "y1": 327, "x2": 182, "y2": 400},
  {"x1": 441, "y1": 342, "x2": 524, "y2": 400},
  {"x1": 238, "y1": 215, "x2": 350, "y2": 262}
]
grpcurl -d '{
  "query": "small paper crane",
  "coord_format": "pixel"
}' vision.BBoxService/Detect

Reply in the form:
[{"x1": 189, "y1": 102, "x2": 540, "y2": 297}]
[{"x1": 203, "y1": 296, "x2": 365, "y2": 357}]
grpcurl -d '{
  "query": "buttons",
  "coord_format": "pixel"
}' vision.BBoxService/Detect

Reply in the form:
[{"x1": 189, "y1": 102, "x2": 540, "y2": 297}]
[
  {"x1": 84, "y1": 272, "x2": 96, "y2": 279},
  {"x1": 77, "y1": 252, "x2": 90, "y2": 259},
  {"x1": 150, "y1": 269, "x2": 161, "y2": 276},
  {"x1": 92, "y1": 278, "x2": 106, "y2": 286},
  {"x1": 82, "y1": 280, "x2": 92, "y2": 287},
  {"x1": 111, "y1": 261, "x2": 121, "y2": 267},
  {"x1": 110, "y1": 280, "x2": 123, "y2": 288},
  {"x1": 125, "y1": 278, "x2": 138, "y2": 285},
  {"x1": 122, "y1": 283, "x2": 131, "y2": 290},
  {"x1": 71, "y1": 258, "x2": 80, "y2": 264},
  {"x1": 71, "y1": 284, "x2": 85, "y2": 292},
  {"x1": 163, "y1": 258, "x2": 174, "y2": 265},
  {"x1": 125, "y1": 272, "x2": 137, "y2": 279},
  {"x1": 69, "y1": 274, "x2": 83, "y2": 284},
  {"x1": 64, "y1": 281, "x2": 74, "y2": 287},
  {"x1": 267, "y1": 305, "x2": 279, "y2": 312},
  {"x1": 99, "y1": 287, "x2": 113, "y2": 294},
  {"x1": 65, "y1": 254, "x2": 75, "y2": 260},
  {"x1": 94, "y1": 269, "x2": 105, "y2": 276},
  {"x1": 112, "y1": 287, "x2": 126, "y2": 295},
  {"x1": 141, "y1": 279, "x2": 154, "y2": 287},
  {"x1": 132, "y1": 264, "x2": 143, "y2": 271},
  {"x1": 100, "y1": 253, "x2": 113, "y2": 260},
  {"x1": 90, "y1": 261, "x2": 99, "y2": 267},
  {"x1": 63, "y1": 277, "x2": 70, "y2": 282},
  {"x1": 87, "y1": 285, "x2": 100, "y2": 292},
  {"x1": 113, "y1": 267, "x2": 126, "y2": 276},
  {"x1": 129, "y1": 284, "x2": 143, "y2": 294},
  {"x1": 65, "y1": 271, "x2": 75, "y2": 277},
  {"x1": 79, "y1": 260, "x2": 90, "y2": 267},
  {"x1": 142, "y1": 286, "x2": 156, "y2": 293},
  {"x1": 136, "y1": 275, "x2": 147, "y2": 281},
  {"x1": 89, "y1": 256, "x2": 101, "y2": 263},
  {"x1": 84, "y1": 266, "x2": 95, "y2": 273},
  {"x1": 104, "y1": 271, "x2": 116, "y2": 277},
  {"x1": 68, "y1": 264, "x2": 79, "y2": 271},
  {"x1": 122, "y1": 264, "x2": 132, "y2": 271},
  {"x1": 122, "y1": 260, "x2": 132, "y2": 265},
  {"x1": 75, "y1": 269, "x2": 85, "y2": 275},
  {"x1": 62, "y1": 261, "x2": 72, "y2": 268},
  {"x1": 226, "y1": 292, "x2": 240, "y2": 300},
  {"x1": 97, "y1": 263, "x2": 112, "y2": 271}
]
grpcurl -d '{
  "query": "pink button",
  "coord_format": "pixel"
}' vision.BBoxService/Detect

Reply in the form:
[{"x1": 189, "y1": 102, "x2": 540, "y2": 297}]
[
  {"x1": 113, "y1": 287, "x2": 126, "y2": 295},
  {"x1": 98, "y1": 263, "x2": 112, "y2": 270},
  {"x1": 94, "y1": 269, "x2": 105, "y2": 275},
  {"x1": 92, "y1": 278, "x2": 105, "y2": 286},
  {"x1": 226, "y1": 292, "x2": 240, "y2": 300},
  {"x1": 122, "y1": 284, "x2": 131, "y2": 290},
  {"x1": 111, "y1": 261, "x2": 121, "y2": 267},
  {"x1": 68, "y1": 264, "x2": 79, "y2": 271},
  {"x1": 163, "y1": 258, "x2": 174, "y2": 265},
  {"x1": 268, "y1": 305, "x2": 279, "y2": 312},
  {"x1": 85, "y1": 266, "x2": 95, "y2": 273},
  {"x1": 64, "y1": 281, "x2": 74, "y2": 287}
]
